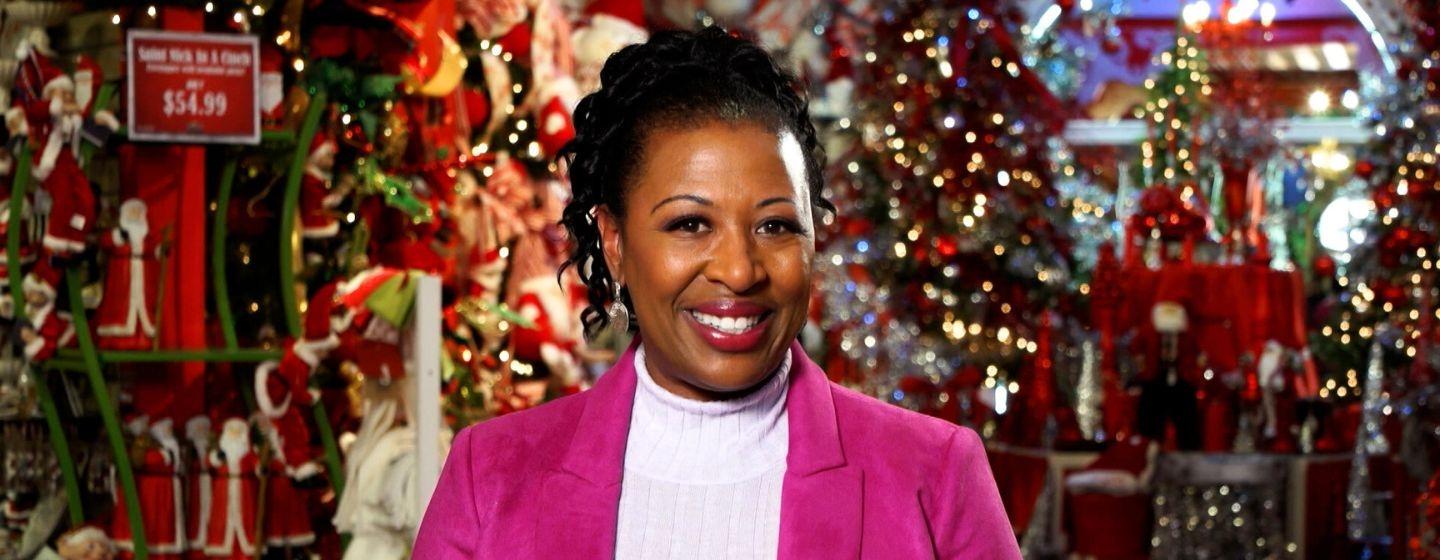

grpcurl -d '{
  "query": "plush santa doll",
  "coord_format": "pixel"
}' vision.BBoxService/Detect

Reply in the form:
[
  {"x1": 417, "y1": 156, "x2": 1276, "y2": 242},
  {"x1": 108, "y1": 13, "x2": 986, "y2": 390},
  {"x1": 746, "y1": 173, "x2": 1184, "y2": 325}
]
[
  {"x1": 143, "y1": 418, "x2": 188, "y2": 558},
  {"x1": 19, "y1": 262, "x2": 75, "y2": 361},
  {"x1": 94, "y1": 199, "x2": 161, "y2": 350},
  {"x1": 182, "y1": 416, "x2": 213, "y2": 560},
  {"x1": 204, "y1": 417, "x2": 259, "y2": 560},
  {"x1": 509, "y1": 275, "x2": 586, "y2": 389},
  {"x1": 570, "y1": 0, "x2": 648, "y2": 94},
  {"x1": 300, "y1": 133, "x2": 341, "y2": 239},
  {"x1": 259, "y1": 45, "x2": 287, "y2": 126},
  {"x1": 255, "y1": 416, "x2": 316, "y2": 551},
  {"x1": 534, "y1": 76, "x2": 578, "y2": 158},
  {"x1": 8, "y1": 32, "x2": 96, "y2": 258},
  {"x1": 257, "y1": 284, "x2": 339, "y2": 419}
]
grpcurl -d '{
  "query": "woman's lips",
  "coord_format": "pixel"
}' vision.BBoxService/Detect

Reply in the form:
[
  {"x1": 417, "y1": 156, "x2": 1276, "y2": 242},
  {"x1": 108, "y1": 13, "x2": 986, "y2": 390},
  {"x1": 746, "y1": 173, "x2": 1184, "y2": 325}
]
[{"x1": 683, "y1": 302, "x2": 773, "y2": 353}]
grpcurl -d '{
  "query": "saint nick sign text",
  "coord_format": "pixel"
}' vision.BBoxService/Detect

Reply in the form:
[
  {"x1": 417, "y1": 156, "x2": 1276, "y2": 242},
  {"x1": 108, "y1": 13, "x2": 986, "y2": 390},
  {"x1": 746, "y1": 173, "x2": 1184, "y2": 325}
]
[{"x1": 127, "y1": 30, "x2": 260, "y2": 144}]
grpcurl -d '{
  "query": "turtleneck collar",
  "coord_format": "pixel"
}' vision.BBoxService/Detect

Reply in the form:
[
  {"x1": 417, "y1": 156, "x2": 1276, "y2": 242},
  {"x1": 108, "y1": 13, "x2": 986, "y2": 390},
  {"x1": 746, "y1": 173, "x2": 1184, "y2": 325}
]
[{"x1": 624, "y1": 344, "x2": 791, "y2": 484}]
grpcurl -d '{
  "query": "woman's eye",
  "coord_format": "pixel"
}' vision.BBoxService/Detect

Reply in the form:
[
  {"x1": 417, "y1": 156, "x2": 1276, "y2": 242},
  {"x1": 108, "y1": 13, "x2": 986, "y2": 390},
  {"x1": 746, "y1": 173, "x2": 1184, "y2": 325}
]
[
  {"x1": 666, "y1": 216, "x2": 708, "y2": 233},
  {"x1": 757, "y1": 219, "x2": 803, "y2": 235}
]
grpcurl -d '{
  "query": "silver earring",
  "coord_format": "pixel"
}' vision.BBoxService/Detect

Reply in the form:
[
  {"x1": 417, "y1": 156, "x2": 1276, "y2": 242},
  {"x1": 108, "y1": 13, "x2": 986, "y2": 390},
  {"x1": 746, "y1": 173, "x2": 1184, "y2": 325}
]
[{"x1": 608, "y1": 283, "x2": 630, "y2": 333}]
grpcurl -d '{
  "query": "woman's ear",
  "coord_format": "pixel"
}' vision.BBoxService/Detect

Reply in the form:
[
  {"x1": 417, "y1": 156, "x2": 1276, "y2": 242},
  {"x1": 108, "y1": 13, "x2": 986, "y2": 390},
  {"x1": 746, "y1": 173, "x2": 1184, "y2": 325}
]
[{"x1": 596, "y1": 207, "x2": 624, "y2": 285}]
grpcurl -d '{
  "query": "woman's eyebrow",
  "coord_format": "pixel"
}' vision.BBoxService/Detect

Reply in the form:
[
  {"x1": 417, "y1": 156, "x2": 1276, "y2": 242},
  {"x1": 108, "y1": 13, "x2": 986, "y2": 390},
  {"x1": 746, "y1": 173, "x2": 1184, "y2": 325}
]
[
  {"x1": 757, "y1": 197, "x2": 795, "y2": 208},
  {"x1": 652, "y1": 194, "x2": 712, "y2": 214}
]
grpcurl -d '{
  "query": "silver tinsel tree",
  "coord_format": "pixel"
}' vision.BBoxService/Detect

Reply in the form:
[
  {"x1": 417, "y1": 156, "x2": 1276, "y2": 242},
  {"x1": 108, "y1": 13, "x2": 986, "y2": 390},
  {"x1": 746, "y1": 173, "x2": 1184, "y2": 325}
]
[{"x1": 1346, "y1": 336, "x2": 1391, "y2": 542}]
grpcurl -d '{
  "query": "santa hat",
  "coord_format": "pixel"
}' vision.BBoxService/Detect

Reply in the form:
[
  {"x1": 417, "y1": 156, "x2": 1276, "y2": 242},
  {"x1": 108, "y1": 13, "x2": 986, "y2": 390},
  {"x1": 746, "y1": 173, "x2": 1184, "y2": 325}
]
[
  {"x1": 584, "y1": 0, "x2": 645, "y2": 29},
  {"x1": 22, "y1": 263, "x2": 58, "y2": 301},
  {"x1": 535, "y1": 77, "x2": 579, "y2": 157},
  {"x1": 308, "y1": 131, "x2": 337, "y2": 165}
]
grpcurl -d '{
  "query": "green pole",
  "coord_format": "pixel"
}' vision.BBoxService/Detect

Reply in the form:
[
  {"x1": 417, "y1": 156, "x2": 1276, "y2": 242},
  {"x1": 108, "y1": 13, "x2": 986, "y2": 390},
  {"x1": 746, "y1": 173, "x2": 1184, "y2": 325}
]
[
  {"x1": 66, "y1": 269, "x2": 148, "y2": 560},
  {"x1": 276, "y1": 91, "x2": 347, "y2": 500},
  {"x1": 7, "y1": 144, "x2": 30, "y2": 305},
  {"x1": 33, "y1": 371, "x2": 86, "y2": 526},
  {"x1": 8, "y1": 144, "x2": 83, "y2": 525},
  {"x1": 213, "y1": 157, "x2": 240, "y2": 350},
  {"x1": 279, "y1": 91, "x2": 327, "y2": 338}
]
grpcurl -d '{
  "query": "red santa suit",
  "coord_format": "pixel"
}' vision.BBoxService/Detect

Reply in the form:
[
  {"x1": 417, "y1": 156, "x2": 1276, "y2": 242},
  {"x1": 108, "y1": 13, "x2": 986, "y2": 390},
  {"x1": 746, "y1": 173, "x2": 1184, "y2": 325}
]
[
  {"x1": 20, "y1": 266, "x2": 75, "y2": 361},
  {"x1": 111, "y1": 414, "x2": 151, "y2": 554},
  {"x1": 300, "y1": 135, "x2": 340, "y2": 239},
  {"x1": 113, "y1": 419, "x2": 187, "y2": 558},
  {"x1": 9, "y1": 41, "x2": 94, "y2": 257},
  {"x1": 258, "y1": 420, "x2": 316, "y2": 549},
  {"x1": 143, "y1": 419, "x2": 189, "y2": 558},
  {"x1": 94, "y1": 199, "x2": 160, "y2": 350},
  {"x1": 205, "y1": 418, "x2": 259, "y2": 560}
]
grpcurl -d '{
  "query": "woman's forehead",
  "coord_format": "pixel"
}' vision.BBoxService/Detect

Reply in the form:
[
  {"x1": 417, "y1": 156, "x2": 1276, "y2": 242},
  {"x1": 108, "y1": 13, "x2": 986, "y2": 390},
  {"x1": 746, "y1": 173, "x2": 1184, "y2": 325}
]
[{"x1": 628, "y1": 123, "x2": 810, "y2": 206}]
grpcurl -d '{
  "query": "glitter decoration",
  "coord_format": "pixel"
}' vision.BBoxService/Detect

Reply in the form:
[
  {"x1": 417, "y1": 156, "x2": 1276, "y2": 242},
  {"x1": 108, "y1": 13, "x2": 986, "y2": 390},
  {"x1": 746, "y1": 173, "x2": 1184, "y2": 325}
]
[
  {"x1": 1150, "y1": 454, "x2": 1295, "y2": 559},
  {"x1": 1075, "y1": 337, "x2": 1103, "y2": 441},
  {"x1": 1347, "y1": 336, "x2": 1392, "y2": 542}
]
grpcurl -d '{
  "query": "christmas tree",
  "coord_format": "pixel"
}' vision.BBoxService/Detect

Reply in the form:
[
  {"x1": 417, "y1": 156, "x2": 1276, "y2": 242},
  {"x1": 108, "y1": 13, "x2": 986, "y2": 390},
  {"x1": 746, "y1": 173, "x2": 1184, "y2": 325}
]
[{"x1": 815, "y1": 0, "x2": 1076, "y2": 426}]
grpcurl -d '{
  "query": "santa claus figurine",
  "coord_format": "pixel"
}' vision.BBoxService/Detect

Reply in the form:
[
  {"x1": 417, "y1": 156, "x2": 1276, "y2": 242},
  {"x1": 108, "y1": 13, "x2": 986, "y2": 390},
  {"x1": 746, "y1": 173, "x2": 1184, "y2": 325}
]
[
  {"x1": 300, "y1": 133, "x2": 341, "y2": 239},
  {"x1": 509, "y1": 275, "x2": 586, "y2": 390},
  {"x1": 112, "y1": 414, "x2": 149, "y2": 552},
  {"x1": 145, "y1": 418, "x2": 188, "y2": 558},
  {"x1": 114, "y1": 417, "x2": 186, "y2": 558},
  {"x1": 19, "y1": 262, "x2": 75, "y2": 361},
  {"x1": 94, "y1": 199, "x2": 161, "y2": 350},
  {"x1": 204, "y1": 418, "x2": 259, "y2": 560},
  {"x1": 255, "y1": 415, "x2": 316, "y2": 552},
  {"x1": 570, "y1": 0, "x2": 648, "y2": 94},
  {"x1": 7, "y1": 30, "x2": 96, "y2": 258},
  {"x1": 183, "y1": 416, "x2": 212, "y2": 560}
]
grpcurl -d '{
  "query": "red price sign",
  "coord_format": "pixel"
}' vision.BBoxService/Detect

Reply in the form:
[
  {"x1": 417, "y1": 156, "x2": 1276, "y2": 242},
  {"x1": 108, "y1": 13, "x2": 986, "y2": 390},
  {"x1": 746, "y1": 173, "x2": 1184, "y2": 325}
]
[{"x1": 127, "y1": 30, "x2": 260, "y2": 144}]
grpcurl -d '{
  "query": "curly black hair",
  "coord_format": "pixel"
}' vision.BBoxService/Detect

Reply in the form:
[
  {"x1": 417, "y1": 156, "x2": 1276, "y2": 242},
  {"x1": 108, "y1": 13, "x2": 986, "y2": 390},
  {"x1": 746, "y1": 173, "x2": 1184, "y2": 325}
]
[{"x1": 559, "y1": 26, "x2": 833, "y2": 340}]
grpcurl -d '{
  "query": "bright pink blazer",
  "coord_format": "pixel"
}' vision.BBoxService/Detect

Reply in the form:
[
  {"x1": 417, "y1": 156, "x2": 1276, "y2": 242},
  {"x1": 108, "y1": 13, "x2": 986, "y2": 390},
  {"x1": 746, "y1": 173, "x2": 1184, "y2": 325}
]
[{"x1": 413, "y1": 341, "x2": 1020, "y2": 559}]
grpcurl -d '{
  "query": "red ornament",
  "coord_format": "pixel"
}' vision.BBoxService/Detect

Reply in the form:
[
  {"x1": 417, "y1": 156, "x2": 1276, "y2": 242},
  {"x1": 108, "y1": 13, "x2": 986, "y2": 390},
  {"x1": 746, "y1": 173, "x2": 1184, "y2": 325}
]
[
  {"x1": 1354, "y1": 159, "x2": 1374, "y2": 179},
  {"x1": 1312, "y1": 254, "x2": 1337, "y2": 280}
]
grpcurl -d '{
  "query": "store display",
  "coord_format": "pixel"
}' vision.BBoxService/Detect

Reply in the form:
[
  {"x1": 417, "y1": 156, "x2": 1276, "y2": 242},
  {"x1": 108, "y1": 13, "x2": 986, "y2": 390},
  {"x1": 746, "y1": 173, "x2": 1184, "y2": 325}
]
[{"x1": 0, "y1": 0, "x2": 1433, "y2": 557}]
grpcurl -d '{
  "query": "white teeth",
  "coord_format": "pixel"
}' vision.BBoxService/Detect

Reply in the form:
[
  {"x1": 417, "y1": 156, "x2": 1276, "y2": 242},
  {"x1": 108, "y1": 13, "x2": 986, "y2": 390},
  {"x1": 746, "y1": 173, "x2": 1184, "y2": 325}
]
[{"x1": 689, "y1": 311, "x2": 763, "y2": 334}]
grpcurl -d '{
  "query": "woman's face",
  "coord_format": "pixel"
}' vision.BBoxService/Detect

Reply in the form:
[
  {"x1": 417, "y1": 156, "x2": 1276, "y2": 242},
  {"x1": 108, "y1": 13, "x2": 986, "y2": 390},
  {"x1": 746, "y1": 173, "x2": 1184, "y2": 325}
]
[{"x1": 598, "y1": 121, "x2": 815, "y2": 400}]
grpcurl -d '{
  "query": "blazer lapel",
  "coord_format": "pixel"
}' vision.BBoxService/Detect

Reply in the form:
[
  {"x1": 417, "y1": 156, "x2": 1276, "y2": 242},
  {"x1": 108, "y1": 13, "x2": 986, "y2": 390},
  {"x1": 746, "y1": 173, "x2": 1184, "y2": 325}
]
[
  {"x1": 778, "y1": 342, "x2": 863, "y2": 559},
  {"x1": 533, "y1": 341, "x2": 640, "y2": 559}
]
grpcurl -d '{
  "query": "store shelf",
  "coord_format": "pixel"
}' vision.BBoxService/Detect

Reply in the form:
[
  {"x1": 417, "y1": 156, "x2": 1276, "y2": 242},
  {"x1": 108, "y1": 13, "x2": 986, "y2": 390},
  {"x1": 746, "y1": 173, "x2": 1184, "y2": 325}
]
[{"x1": 53, "y1": 348, "x2": 283, "y2": 364}]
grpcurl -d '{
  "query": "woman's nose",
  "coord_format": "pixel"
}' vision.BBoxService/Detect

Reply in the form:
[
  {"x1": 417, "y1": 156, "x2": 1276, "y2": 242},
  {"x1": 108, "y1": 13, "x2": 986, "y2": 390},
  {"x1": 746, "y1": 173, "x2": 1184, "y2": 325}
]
[{"x1": 704, "y1": 228, "x2": 767, "y2": 293}]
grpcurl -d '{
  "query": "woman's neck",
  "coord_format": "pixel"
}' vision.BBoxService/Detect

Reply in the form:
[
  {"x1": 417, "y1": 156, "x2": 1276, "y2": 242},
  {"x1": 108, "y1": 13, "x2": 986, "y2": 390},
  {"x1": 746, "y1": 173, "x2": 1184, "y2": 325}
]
[{"x1": 625, "y1": 344, "x2": 791, "y2": 483}]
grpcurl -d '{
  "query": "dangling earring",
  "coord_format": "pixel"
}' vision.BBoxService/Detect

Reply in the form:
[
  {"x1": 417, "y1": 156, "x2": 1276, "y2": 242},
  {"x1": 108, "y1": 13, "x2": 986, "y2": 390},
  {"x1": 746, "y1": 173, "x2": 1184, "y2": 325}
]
[{"x1": 608, "y1": 283, "x2": 630, "y2": 333}]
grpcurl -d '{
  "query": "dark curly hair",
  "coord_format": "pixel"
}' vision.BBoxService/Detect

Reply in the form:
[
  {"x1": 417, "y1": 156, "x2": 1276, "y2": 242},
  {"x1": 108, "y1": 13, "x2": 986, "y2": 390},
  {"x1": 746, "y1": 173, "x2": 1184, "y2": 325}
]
[{"x1": 559, "y1": 26, "x2": 833, "y2": 340}]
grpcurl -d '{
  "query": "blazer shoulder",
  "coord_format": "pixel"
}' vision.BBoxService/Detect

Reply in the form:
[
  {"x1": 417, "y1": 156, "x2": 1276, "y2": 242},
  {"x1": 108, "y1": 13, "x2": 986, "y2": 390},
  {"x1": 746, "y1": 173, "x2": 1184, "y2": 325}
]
[
  {"x1": 453, "y1": 389, "x2": 591, "y2": 472},
  {"x1": 827, "y1": 381, "x2": 968, "y2": 457}
]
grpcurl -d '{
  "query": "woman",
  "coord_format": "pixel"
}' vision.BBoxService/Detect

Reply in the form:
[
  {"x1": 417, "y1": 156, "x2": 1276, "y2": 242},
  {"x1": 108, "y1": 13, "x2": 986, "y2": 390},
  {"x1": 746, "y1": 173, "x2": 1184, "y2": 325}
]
[{"x1": 414, "y1": 28, "x2": 1020, "y2": 559}]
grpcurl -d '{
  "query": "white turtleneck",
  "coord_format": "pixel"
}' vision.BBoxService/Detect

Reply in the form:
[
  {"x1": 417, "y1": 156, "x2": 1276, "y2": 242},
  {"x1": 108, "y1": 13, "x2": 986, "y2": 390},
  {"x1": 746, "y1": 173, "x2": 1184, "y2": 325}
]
[{"x1": 614, "y1": 345, "x2": 791, "y2": 560}]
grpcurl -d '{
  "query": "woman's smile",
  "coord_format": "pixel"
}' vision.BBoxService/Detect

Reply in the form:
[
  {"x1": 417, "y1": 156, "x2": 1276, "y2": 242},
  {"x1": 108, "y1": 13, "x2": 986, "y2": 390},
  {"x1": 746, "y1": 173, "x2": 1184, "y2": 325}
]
[{"x1": 683, "y1": 299, "x2": 775, "y2": 352}]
